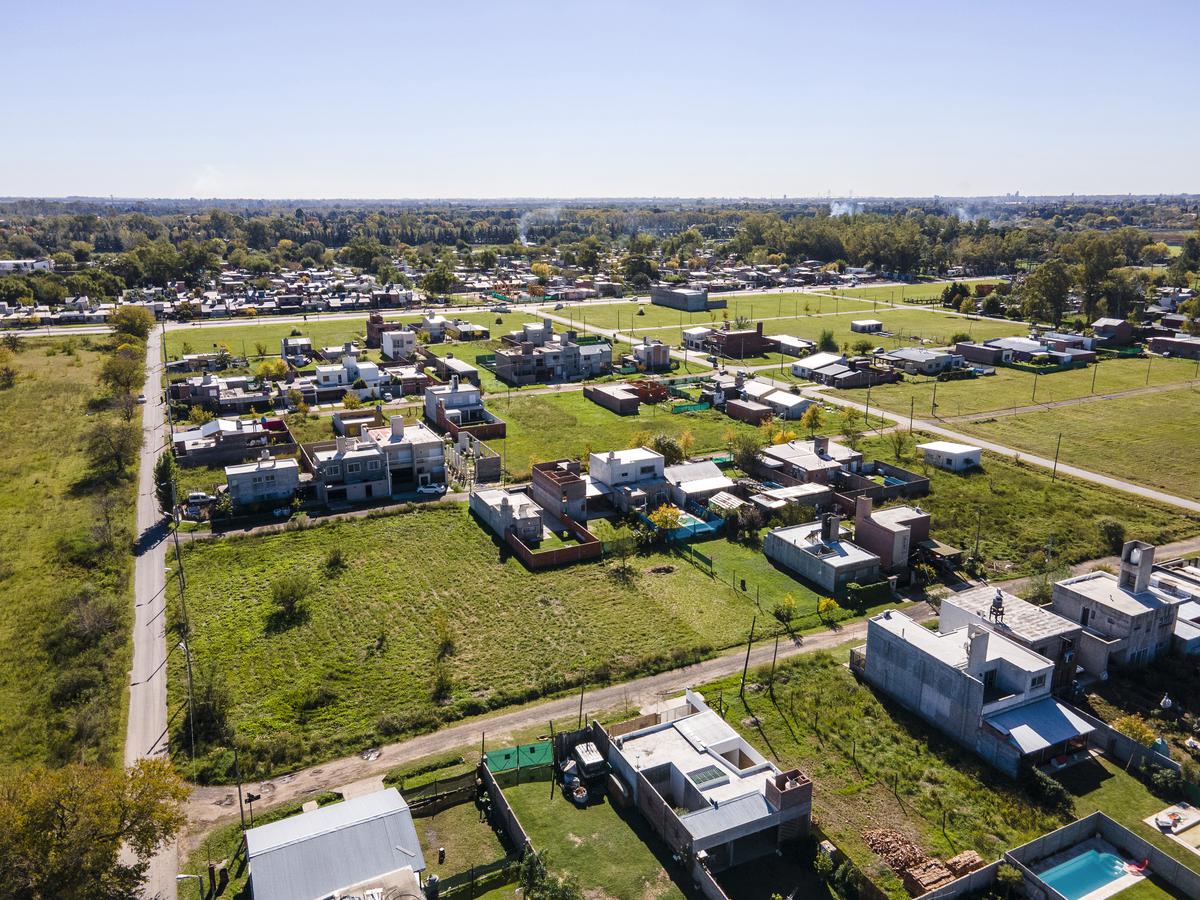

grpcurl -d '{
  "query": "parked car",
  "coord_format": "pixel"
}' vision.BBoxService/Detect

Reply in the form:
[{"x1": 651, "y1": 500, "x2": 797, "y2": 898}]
[
  {"x1": 136, "y1": 393, "x2": 147, "y2": 404},
  {"x1": 382, "y1": 392, "x2": 393, "y2": 402},
  {"x1": 272, "y1": 507, "x2": 290, "y2": 518},
  {"x1": 416, "y1": 483, "x2": 446, "y2": 496},
  {"x1": 186, "y1": 491, "x2": 216, "y2": 505}
]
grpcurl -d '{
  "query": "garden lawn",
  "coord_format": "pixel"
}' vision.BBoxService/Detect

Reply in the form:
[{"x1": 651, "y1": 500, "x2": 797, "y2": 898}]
[
  {"x1": 416, "y1": 800, "x2": 512, "y2": 883},
  {"x1": 503, "y1": 780, "x2": 694, "y2": 899},
  {"x1": 819, "y1": 278, "x2": 1001, "y2": 304},
  {"x1": 489, "y1": 389, "x2": 876, "y2": 481},
  {"x1": 957, "y1": 385, "x2": 1200, "y2": 501},
  {"x1": 857, "y1": 434, "x2": 1200, "y2": 578},
  {"x1": 543, "y1": 293, "x2": 873, "y2": 332},
  {"x1": 170, "y1": 503, "x2": 764, "y2": 778},
  {"x1": 0, "y1": 338, "x2": 136, "y2": 765},
  {"x1": 696, "y1": 650, "x2": 1067, "y2": 900},
  {"x1": 853, "y1": 356, "x2": 1199, "y2": 418}
]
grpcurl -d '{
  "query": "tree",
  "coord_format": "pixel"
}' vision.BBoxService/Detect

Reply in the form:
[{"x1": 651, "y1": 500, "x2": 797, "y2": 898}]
[
  {"x1": 0, "y1": 365, "x2": 16, "y2": 389},
  {"x1": 254, "y1": 341, "x2": 268, "y2": 359},
  {"x1": 422, "y1": 261, "x2": 456, "y2": 295},
  {"x1": 648, "y1": 505, "x2": 682, "y2": 532},
  {"x1": 887, "y1": 428, "x2": 911, "y2": 461},
  {"x1": 678, "y1": 428, "x2": 695, "y2": 459},
  {"x1": 1113, "y1": 714, "x2": 1156, "y2": 747},
  {"x1": 799, "y1": 403, "x2": 823, "y2": 437},
  {"x1": 818, "y1": 597, "x2": 842, "y2": 624},
  {"x1": 2, "y1": 332, "x2": 23, "y2": 353},
  {"x1": 730, "y1": 431, "x2": 764, "y2": 471},
  {"x1": 256, "y1": 359, "x2": 288, "y2": 380},
  {"x1": 341, "y1": 390, "x2": 363, "y2": 409},
  {"x1": 87, "y1": 420, "x2": 142, "y2": 473},
  {"x1": 851, "y1": 339, "x2": 873, "y2": 355},
  {"x1": 109, "y1": 306, "x2": 156, "y2": 342},
  {"x1": 153, "y1": 452, "x2": 180, "y2": 515},
  {"x1": 99, "y1": 352, "x2": 144, "y2": 397},
  {"x1": 0, "y1": 758, "x2": 188, "y2": 900},
  {"x1": 817, "y1": 329, "x2": 838, "y2": 352},
  {"x1": 839, "y1": 407, "x2": 863, "y2": 448},
  {"x1": 1096, "y1": 517, "x2": 1125, "y2": 554},
  {"x1": 649, "y1": 433, "x2": 684, "y2": 465},
  {"x1": 1021, "y1": 258, "x2": 1072, "y2": 324}
]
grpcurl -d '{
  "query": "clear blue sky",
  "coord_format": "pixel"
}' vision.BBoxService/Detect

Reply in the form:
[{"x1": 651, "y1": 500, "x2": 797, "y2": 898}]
[{"x1": 5, "y1": 1, "x2": 1197, "y2": 199}]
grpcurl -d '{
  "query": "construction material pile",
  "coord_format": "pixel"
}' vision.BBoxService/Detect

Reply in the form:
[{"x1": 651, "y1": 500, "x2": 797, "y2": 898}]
[{"x1": 863, "y1": 828, "x2": 956, "y2": 895}]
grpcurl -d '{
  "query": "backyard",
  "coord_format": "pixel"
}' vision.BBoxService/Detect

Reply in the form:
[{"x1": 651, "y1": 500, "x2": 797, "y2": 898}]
[
  {"x1": 503, "y1": 777, "x2": 696, "y2": 899},
  {"x1": 856, "y1": 434, "x2": 1200, "y2": 578},
  {"x1": 956, "y1": 385, "x2": 1200, "y2": 501},
  {"x1": 0, "y1": 336, "x2": 136, "y2": 766},
  {"x1": 170, "y1": 502, "x2": 769, "y2": 779}
]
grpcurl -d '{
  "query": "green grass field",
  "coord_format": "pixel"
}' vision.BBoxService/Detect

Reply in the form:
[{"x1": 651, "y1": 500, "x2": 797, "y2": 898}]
[
  {"x1": 487, "y1": 389, "x2": 877, "y2": 481},
  {"x1": 858, "y1": 434, "x2": 1200, "y2": 577},
  {"x1": 543, "y1": 293, "x2": 873, "y2": 332},
  {"x1": 852, "y1": 356, "x2": 1200, "y2": 418},
  {"x1": 957, "y1": 385, "x2": 1200, "y2": 501},
  {"x1": 170, "y1": 503, "x2": 768, "y2": 778},
  {"x1": 821, "y1": 278, "x2": 1001, "y2": 304},
  {"x1": 0, "y1": 338, "x2": 136, "y2": 765},
  {"x1": 504, "y1": 779, "x2": 692, "y2": 899}
]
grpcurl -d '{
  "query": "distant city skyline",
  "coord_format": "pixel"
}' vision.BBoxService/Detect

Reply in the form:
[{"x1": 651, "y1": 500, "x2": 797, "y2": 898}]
[{"x1": 5, "y1": 0, "x2": 1197, "y2": 199}]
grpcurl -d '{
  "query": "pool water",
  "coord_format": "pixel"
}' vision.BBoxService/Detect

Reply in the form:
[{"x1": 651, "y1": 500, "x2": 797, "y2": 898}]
[{"x1": 1039, "y1": 850, "x2": 1128, "y2": 900}]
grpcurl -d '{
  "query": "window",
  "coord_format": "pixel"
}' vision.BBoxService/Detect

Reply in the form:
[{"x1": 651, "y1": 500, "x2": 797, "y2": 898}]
[
  {"x1": 1031, "y1": 674, "x2": 1046, "y2": 689},
  {"x1": 327, "y1": 464, "x2": 341, "y2": 477},
  {"x1": 347, "y1": 462, "x2": 361, "y2": 474},
  {"x1": 367, "y1": 460, "x2": 379, "y2": 471},
  {"x1": 640, "y1": 464, "x2": 657, "y2": 475},
  {"x1": 1080, "y1": 608, "x2": 1090, "y2": 627}
]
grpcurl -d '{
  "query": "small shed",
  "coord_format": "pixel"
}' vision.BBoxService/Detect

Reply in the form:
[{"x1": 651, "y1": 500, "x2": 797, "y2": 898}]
[{"x1": 916, "y1": 440, "x2": 981, "y2": 472}]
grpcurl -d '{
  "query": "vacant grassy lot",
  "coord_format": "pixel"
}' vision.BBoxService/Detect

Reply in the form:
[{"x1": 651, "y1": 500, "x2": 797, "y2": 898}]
[
  {"x1": 958, "y1": 385, "x2": 1200, "y2": 501},
  {"x1": 858, "y1": 434, "x2": 1200, "y2": 577},
  {"x1": 171, "y1": 503, "x2": 767, "y2": 778},
  {"x1": 697, "y1": 651, "x2": 1065, "y2": 899},
  {"x1": 545, "y1": 293, "x2": 873, "y2": 333},
  {"x1": 504, "y1": 779, "x2": 694, "y2": 899},
  {"x1": 854, "y1": 356, "x2": 1199, "y2": 418},
  {"x1": 821, "y1": 278, "x2": 1001, "y2": 304},
  {"x1": 489, "y1": 389, "x2": 877, "y2": 481},
  {"x1": 0, "y1": 337, "x2": 136, "y2": 765}
]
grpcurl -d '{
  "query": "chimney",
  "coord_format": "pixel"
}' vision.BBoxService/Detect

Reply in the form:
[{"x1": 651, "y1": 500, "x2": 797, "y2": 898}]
[
  {"x1": 855, "y1": 495, "x2": 872, "y2": 527},
  {"x1": 643, "y1": 335, "x2": 649, "y2": 346},
  {"x1": 821, "y1": 513, "x2": 841, "y2": 543},
  {"x1": 258, "y1": 449, "x2": 271, "y2": 462},
  {"x1": 450, "y1": 374, "x2": 459, "y2": 390},
  {"x1": 391, "y1": 416, "x2": 405, "y2": 439},
  {"x1": 336, "y1": 436, "x2": 348, "y2": 453},
  {"x1": 756, "y1": 322, "x2": 763, "y2": 335},
  {"x1": 966, "y1": 624, "x2": 989, "y2": 674},
  {"x1": 813, "y1": 436, "x2": 829, "y2": 456},
  {"x1": 1119, "y1": 541, "x2": 1155, "y2": 594},
  {"x1": 543, "y1": 317, "x2": 552, "y2": 330}
]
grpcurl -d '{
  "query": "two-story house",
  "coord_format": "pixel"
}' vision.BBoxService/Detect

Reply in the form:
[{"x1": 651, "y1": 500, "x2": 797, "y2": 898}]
[
  {"x1": 587, "y1": 448, "x2": 669, "y2": 514},
  {"x1": 854, "y1": 609, "x2": 1093, "y2": 776},
  {"x1": 302, "y1": 435, "x2": 391, "y2": 505},
  {"x1": 1051, "y1": 541, "x2": 1181, "y2": 675},
  {"x1": 362, "y1": 417, "x2": 445, "y2": 489},
  {"x1": 224, "y1": 452, "x2": 300, "y2": 510}
]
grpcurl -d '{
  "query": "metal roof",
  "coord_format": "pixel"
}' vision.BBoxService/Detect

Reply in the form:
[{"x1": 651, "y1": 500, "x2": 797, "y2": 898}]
[
  {"x1": 986, "y1": 697, "x2": 1093, "y2": 755},
  {"x1": 245, "y1": 788, "x2": 426, "y2": 900}
]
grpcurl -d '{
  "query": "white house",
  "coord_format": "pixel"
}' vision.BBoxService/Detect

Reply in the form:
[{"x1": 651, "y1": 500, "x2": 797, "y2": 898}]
[
  {"x1": 224, "y1": 453, "x2": 300, "y2": 509},
  {"x1": 314, "y1": 355, "x2": 383, "y2": 399},
  {"x1": 917, "y1": 441, "x2": 981, "y2": 472},
  {"x1": 790, "y1": 351, "x2": 846, "y2": 380},
  {"x1": 380, "y1": 328, "x2": 417, "y2": 361},
  {"x1": 850, "y1": 319, "x2": 884, "y2": 333}
]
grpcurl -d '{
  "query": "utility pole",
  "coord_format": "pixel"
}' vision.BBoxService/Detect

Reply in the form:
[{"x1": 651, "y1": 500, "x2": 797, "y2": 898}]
[
  {"x1": 232, "y1": 743, "x2": 248, "y2": 833},
  {"x1": 930, "y1": 379, "x2": 938, "y2": 417},
  {"x1": 909, "y1": 397, "x2": 914, "y2": 432},
  {"x1": 739, "y1": 615, "x2": 757, "y2": 698},
  {"x1": 1091, "y1": 358, "x2": 1099, "y2": 393},
  {"x1": 1051, "y1": 432, "x2": 1062, "y2": 481},
  {"x1": 1146, "y1": 354, "x2": 1152, "y2": 385},
  {"x1": 769, "y1": 633, "x2": 780, "y2": 697},
  {"x1": 1032, "y1": 371, "x2": 1038, "y2": 403},
  {"x1": 577, "y1": 684, "x2": 584, "y2": 729}
]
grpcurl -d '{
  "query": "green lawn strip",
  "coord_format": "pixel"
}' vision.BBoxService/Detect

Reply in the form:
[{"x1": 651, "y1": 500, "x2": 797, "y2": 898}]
[
  {"x1": 955, "y1": 385, "x2": 1200, "y2": 501},
  {"x1": 854, "y1": 356, "x2": 1199, "y2": 419},
  {"x1": 416, "y1": 799, "x2": 512, "y2": 883},
  {"x1": 856, "y1": 435, "x2": 1200, "y2": 578},
  {"x1": 542, "y1": 293, "x2": 873, "y2": 333},
  {"x1": 503, "y1": 780, "x2": 692, "y2": 899},
  {"x1": 0, "y1": 337, "x2": 136, "y2": 765},
  {"x1": 823, "y1": 278, "x2": 1001, "y2": 304},
  {"x1": 694, "y1": 649, "x2": 1065, "y2": 900}
]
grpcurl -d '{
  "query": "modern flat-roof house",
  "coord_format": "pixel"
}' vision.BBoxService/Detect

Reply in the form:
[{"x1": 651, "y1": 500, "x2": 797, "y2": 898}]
[
  {"x1": 171, "y1": 373, "x2": 273, "y2": 414},
  {"x1": 427, "y1": 353, "x2": 480, "y2": 386},
  {"x1": 764, "y1": 514, "x2": 882, "y2": 592},
  {"x1": 493, "y1": 327, "x2": 612, "y2": 385},
  {"x1": 1051, "y1": 541, "x2": 1182, "y2": 675},
  {"x1": 470, "y1": 486, "x2": 544, "y2": 544},
  {"x1": 587, "y1": 447, "x2": 669, "y2": 513},
  {"x1": 1091, "y1": 317, "x2": 1134, "y2": 346},
  {"x1": 172, "y1": 417, "x2": 294, "y2": 468},
  {"x1": 850, "y1": 319, "x2": 884, "y2": 333},
  {"x1": 280, "y1": 335, "x2": 313, "y2": 363},
  {"x1": 363, "y1": 417, "x2": 445, "y2": 488},
  {"x1": 1148, "y1": 333, "x2": 1200, "y2": 359},
  {"x1": 584, "y1": 382, "x2": 641, "y2": 415},
  {"x1": 423, "y1": 376, "x2": 505, "y2": 440},
  {"x1": 245, "y1": 788, "x2": 425, "y2": 900},
  {"x1": 606, "y1": 690, "x2": 812, "y2": 872},
  {"x1": 941, "y1": 586, "x2": 1083, "y2": 695},
  {"x1": 708, "y1": 322, "x2": 770, "y2": 359},
  {"x1": 916, "y1": 440, "x2": 982, "y2": 472},
  {"x1": 851, "y1": 496, "x2": 929, "y2": 573},
  {"x1": 682, "y1": 325, "x2": 714, "y2": 350},
  {"x1": 854, "y1": 609, "x2": 1093, "y2": 776},
  {"x1": 651, "y1": 284, "x2": 723, "y2": 312},
  {"x1": 380, "y1": 327, "x2": 418, "y2": 361},
  {"x1": 630, "y1": 336, "x2": 672, "y2": 371},
  {"x1": 530, "y1": 459, "x2": 587, "y2": 522},
  {"x1": 224, "y1": 453, "x2": 300, "y2": 510},
  {"x1": 302, "y1": 434, "x2": 392, "y2": 505}
]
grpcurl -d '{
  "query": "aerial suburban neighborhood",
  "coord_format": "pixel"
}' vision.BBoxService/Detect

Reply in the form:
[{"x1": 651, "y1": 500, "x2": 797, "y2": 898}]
[{"x1": 3, "y1": 5, "x2": 1200, "y2": 900}]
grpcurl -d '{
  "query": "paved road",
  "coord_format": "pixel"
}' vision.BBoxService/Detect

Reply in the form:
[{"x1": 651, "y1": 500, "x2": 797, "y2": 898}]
[
  {"x1": 124, "y1": 326, "x2": 177, "y2": 899},
  {"x1": 184, "y1": 602, "x2": 931, "y2": 833},
  {"x1": 997, "y1": 534, "x2": 1200, "y2": 594}
]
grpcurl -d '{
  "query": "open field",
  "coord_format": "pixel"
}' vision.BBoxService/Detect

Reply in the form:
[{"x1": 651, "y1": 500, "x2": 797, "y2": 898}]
[
  {"x1": 489, "y1": 389, "x2": 882, "y2": 481},
  {"x1": 170, "y1": 503, "x2": 770, "y2": 779},
  {"x1": 851, "y1": 355, "x2": 1200, "y2": 418},
  {"x1": 542, "y1": 292, "x2": 873, "y2": 332},
  {"x1": 957, "y1": 385, "x2": 1200, "y2": 501},
  {"x1": 0, "y1": 337, "x2": 136, "y2": 765},
  {"x1": 857, "y1": 434, "x2": 1200, "y2": 577},
  {"x1": 504, "y1": 779, "x2": 694, "y2": 899},
  {"x1": 821, "y1": 277, "x2": 1001, "y2": 304}
]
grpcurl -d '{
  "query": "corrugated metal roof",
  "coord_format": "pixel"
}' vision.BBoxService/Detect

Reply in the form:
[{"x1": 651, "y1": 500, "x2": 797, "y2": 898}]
[
  {"x1": 682, "y1": 792, "x2": 773, "y2": 842},
  {"x1": 986, "y1": 698, "x2": 1093, "y2": 755},
  {"x1": 246, "y1": 788, "x2": 425, "y2": 900}
]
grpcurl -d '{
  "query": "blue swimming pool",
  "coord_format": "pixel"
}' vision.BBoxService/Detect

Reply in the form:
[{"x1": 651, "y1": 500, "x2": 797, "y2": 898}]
[{"x1": 1038, "y1": 849, "x2": 1128, "y2": 900}]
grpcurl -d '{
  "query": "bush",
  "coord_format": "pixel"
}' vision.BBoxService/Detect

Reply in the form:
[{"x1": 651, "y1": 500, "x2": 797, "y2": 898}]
[
  {"x1": 1147, "y1": 764, "x2": 1183, "y2": 797},
  {"x1": 271, "y1": 574, "x2": 312, "y2": 622},
  {"x1": 1097, "y1": 517, "x2": 1126, "y2": 554},
  {"x1": 1020, "y1": 765, "x2": 1074, "y2": 816}
]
